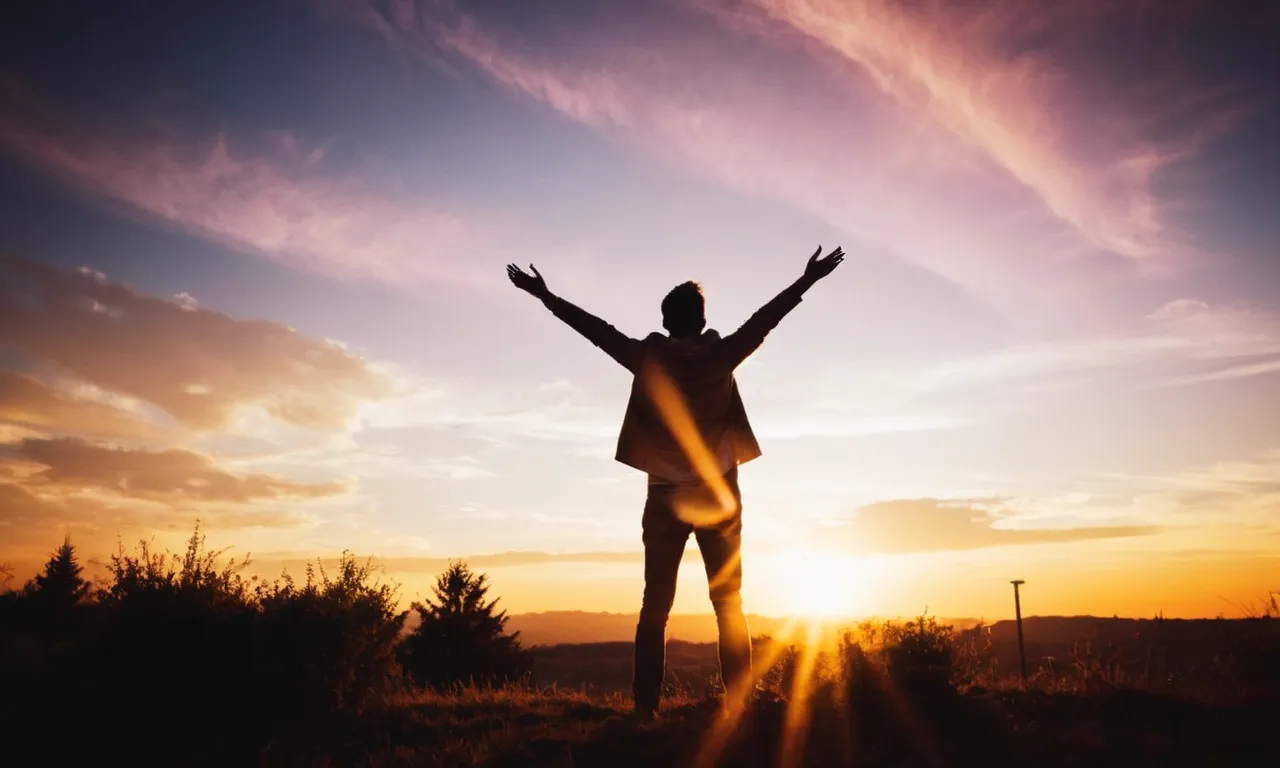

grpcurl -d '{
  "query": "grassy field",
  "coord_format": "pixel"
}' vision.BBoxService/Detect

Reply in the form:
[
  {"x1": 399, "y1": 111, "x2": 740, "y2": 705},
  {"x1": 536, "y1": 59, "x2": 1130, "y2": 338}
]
[
  {"x1": 264, "y1": 613, "x2": 1280, "y2": 766},
  {"x1": 262, "y1": 682, "x2": 1275, "y2": 767},
  {"x1": 5, "y1": 536, "x2": 1276, "y2": 766}
]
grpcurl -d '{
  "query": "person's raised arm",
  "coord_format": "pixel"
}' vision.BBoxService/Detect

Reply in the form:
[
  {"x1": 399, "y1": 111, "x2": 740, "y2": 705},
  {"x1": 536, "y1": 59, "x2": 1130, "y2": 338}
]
[
  {"x1": 506, "y1": 263, "x2": 643, "y2": 372},
  {"x1": 716, "y1": 245, "x2": 845, "y2": 369}
]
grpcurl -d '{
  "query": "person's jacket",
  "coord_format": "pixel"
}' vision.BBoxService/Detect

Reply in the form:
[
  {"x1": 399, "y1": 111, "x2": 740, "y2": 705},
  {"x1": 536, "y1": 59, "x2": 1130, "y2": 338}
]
[{"x1": 539, "y1": 281, "x2": 807, "y2": 483}]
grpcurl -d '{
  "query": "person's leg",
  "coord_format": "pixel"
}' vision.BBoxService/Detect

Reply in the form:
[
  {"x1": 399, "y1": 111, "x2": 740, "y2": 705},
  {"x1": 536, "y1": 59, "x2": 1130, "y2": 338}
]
[
  {"x1": 694, "y1": 468, "x2": 752, "y2": 704},
  {"x1": 633, "y1": 483, "x2": 690, "y2": 713}
]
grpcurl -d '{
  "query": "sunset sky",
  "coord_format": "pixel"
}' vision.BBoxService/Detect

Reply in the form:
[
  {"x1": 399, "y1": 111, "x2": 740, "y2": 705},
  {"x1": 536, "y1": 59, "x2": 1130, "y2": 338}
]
[{"x1": 2, "y1": 0, "x2": 1278, "y2": 621}]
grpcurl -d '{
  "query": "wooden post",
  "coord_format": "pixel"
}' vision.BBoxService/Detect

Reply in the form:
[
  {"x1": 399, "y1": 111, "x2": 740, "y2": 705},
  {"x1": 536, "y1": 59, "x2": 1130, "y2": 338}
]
[{"x1": 1011, "y1": 580, "x2": 1027, "y2": 682}]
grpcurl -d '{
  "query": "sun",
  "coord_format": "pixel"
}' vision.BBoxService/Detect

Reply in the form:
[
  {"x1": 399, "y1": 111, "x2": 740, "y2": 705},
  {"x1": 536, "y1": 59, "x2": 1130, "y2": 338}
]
[{"x1": 772, "y1": 550, "x2": 867, "y2": 620}]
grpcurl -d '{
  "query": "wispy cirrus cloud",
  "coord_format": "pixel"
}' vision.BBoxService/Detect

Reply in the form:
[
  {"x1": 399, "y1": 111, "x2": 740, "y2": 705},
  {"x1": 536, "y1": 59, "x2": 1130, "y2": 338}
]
[
  {"x1": 0, "y1": 80, "x2": 489, "y2": 288},
  {"x1": 13, "y1": 437, "x2": 348, "y2": 505},
  {"x1": 329, "y1": 0, "x2": 1245, "y2": 295},
  {"x1": 0, "y1": 258, "x2": 393, "y2": 432},
  {"x1": 841, "y1": 497, "x2": 1157, "y2": 554},
  {"x1": 913, "y1": 298, "x2": 1280, "y2": 393},
  {"x1": 1150, "y1": 449, "x2": 1280, "y2": 522},
  {"x1": 729, "y1": 0, "x2": 1193, "y2": 265},
  {"x1": 0, "y1": 259, "x2": 398, "y2": 571},
  {"x1": 956, "y1": 442, "x2": 1280, "y2": 530},
  {"x1": 0, "y1": 371, "x2": 165, "y2": 441},
  {"x1": 0, "y1": 478, "x2": 312, "y2": 571},
  {"x1": 839, "y1": 444, "x2": 1280, "y2": 555},
  {"x1": 244, "y1": 549, "x2": 643, "y2": 580}
]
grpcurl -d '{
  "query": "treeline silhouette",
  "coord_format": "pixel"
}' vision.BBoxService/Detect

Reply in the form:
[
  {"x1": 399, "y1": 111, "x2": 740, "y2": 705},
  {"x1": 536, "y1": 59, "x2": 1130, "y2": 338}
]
[
  {"x1": 3, "y1": 529, "x2": 1277, "y2": 766},
  {"x1": 0, "y1": 529, "x2": 530, "y2": 765}
]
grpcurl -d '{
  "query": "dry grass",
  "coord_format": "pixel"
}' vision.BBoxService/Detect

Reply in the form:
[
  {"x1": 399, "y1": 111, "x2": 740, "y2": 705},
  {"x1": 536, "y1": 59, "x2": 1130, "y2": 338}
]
[
  {"x1": 6, "y1": 532, "x2": 1277, "y2": 766},
  {"x1": 258, "y1": 678, "x2": 1276, "y2": 767}
]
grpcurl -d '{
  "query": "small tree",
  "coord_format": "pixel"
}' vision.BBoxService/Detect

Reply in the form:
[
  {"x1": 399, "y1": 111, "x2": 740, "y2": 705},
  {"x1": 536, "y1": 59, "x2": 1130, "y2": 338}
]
[
  {"x1": 27, "y1": 536, "x2": 90, "y2": 609},
  {"x1": 400, "y1": 560, "x2": 531, "y2": 688}
]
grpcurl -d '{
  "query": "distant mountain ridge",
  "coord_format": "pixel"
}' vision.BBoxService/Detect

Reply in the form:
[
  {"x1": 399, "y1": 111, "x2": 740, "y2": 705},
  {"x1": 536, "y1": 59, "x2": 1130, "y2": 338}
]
[
  {"x1": 507, "y1": 611, "x2": 983, "y2": 646},
  {"x1": 517, "y1": 614, "x2": 1271, "y2": 696}
]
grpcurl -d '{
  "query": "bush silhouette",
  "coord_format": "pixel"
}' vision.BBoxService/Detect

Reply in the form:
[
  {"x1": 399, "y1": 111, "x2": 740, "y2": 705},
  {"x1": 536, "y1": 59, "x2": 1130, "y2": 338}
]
[
  {"x1": 830, "y1": 614, "x2": 965, "y2": 725},
  {"x1": 400, "y1": 560, "x2": 532, "y2": 688},
  {"x1": 4, "y1": 529, "x2": 1276, "y2": 765},
  {"x1": 256, "y1": 552, "x2": 407, "y2": 718},
  {"x1": 882, "y1": 614, "x2": 959, "y2": 694},
  {"x1": 90, "y1": 528, "x2": 263, "y2": 760},
  {"x1": 0, "y1": 526, "x2": 411, "y2": 764}
]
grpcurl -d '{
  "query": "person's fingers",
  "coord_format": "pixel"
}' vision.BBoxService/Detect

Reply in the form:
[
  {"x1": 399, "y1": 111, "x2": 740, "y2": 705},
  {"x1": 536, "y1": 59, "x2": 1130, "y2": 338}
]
[
  {"x1": 530, "y1": 264, "x2": 542, "y2": 279},
  {"x1": 810, "y1": 245, "x2": 822, "y2": 261}
]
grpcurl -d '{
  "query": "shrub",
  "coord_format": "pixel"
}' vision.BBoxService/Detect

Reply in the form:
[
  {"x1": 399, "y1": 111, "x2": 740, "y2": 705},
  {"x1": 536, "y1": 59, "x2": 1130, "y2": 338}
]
[
  {"x1": 1231, "y1": 616, "x2": 1280, "y2": 704},
  {"x1": 2, "y1": 527, "x2": 411, "y2": 764},
  {"x1": 882, "y1": 615, "x2": 958, "y2": 694},
  {"x1": 89, "y1": 527, "x2": 262, "y2": 760},
  {"x1": 257, "y1": 552, "x2": 407, "y2": 718},
  {"x1": 953, "y1": 621, "x2": 999, "y2": 688}
]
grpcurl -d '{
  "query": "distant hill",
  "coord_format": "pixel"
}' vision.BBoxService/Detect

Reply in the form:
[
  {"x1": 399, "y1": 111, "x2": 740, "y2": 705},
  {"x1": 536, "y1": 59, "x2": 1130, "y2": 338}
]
[
  {"x1": 507, "y1": 611, "x2": 983, "y2": 645},
  {"x1": 509, "y1": 611, "x2": 790, "y2": 645},
  {"x1": 509, "y1": 611, "x2": 1264, "y2": 653},
  {"x1": 522, "y1": 615, "x2": 1277, "y2": 694}
]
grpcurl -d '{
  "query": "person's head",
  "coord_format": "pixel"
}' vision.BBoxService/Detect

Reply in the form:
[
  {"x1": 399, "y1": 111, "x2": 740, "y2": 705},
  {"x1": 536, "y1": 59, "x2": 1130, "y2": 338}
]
[{"x1": 661, "y1": 281, "x2": 706, "y2": 338}]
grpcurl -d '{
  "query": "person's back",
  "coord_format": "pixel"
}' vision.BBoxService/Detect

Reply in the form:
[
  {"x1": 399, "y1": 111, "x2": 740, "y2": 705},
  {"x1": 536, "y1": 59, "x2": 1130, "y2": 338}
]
[
  {"x1": 624, "y1": 328, "x2": 747, "y2": 487},
  {"x1": 504, "y1": 246, "x2": 845, "y2": 716}
]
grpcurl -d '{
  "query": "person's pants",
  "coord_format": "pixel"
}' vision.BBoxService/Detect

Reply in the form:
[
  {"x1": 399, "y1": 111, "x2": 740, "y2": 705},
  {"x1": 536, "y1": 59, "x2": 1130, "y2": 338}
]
[{"x1": 633, "y1": 466, "x2": 752, "y2": 711}]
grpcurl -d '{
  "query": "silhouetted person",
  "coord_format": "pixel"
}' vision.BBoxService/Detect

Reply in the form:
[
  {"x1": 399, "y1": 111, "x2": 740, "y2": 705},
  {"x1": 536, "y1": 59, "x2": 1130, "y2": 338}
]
[{"x1": 506, "y1": 245, "x2": 845, "y2": 716}]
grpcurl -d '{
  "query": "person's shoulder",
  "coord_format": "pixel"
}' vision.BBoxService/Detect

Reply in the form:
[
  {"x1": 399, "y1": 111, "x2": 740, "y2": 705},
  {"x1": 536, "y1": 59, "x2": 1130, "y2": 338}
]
[{"x1": 637, "y1": 333, "x2": 667, "y2": 362}]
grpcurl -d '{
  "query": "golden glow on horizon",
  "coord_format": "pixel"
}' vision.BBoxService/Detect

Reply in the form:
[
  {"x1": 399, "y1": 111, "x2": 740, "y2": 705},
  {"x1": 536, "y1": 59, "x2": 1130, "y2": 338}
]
[{"x1": 773, "y1": 551, "x2": 867, "y2": 619}]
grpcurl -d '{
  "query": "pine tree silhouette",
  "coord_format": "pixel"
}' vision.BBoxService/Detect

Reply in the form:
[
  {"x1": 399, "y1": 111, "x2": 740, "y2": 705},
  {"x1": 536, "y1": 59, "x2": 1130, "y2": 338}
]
[
  {"x1": 28, "y1": 535, "x2": 90, "y2": 608},
  {"x1": 400, "y1": 560, "x2": 531, "y2": 688}
]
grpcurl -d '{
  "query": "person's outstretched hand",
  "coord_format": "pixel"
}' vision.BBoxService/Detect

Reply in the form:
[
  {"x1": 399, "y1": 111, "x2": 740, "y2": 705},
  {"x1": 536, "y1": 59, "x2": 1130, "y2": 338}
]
[
  {"x1": 507, "y1": 263, "x2": 551, "y2": 300},
  {"x1": 803, "y1": 245, "x2": 845, "y2": 282}
]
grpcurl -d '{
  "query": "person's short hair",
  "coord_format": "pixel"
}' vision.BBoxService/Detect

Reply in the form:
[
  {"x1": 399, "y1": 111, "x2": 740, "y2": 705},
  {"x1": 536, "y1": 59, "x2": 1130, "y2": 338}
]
[{"x1": 661, "y1": 281, "x2": 706, "y2": 337}]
